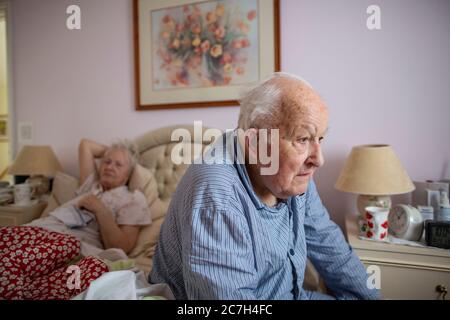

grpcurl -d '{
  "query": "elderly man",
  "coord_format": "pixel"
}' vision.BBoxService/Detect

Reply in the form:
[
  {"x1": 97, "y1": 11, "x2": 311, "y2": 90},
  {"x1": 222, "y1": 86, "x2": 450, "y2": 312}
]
[{"x1": 150, "y1": 72, "x2": 380, "y2": 300}]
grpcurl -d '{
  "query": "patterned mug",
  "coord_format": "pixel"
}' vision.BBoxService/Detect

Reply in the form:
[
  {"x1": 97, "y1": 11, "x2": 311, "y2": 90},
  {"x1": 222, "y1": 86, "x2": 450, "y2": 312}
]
[
  {"x1": 14, "y1": 183, "x2": 32, "y2": 206},
  {"x1": 364, "y1": 206, "x2": 389, "y2": 241}
]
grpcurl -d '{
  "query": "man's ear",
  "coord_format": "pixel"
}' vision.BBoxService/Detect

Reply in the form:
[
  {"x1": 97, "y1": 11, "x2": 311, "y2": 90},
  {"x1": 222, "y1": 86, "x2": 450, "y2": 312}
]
[{"x1": 245, "y1": 128, "x2": 259, "y2": 164}]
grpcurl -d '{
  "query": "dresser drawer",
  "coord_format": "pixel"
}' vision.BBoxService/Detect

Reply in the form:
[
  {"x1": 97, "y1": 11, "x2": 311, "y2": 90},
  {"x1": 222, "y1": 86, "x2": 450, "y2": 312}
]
[
  {"x1": 362, "y1": 260, "x2": 450, "y2": 300},
  {"x1": 0, "y1": 202, "x2": 48, "y2": 226},
  {"x1": 0, "y1": 215, "x2": 19, "y2": 226}
]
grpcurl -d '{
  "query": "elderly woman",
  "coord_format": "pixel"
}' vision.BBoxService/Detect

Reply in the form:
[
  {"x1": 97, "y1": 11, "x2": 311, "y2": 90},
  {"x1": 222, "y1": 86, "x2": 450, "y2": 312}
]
[{"x1": 0, "y1": 139, "x2": 151, "y2": 300}]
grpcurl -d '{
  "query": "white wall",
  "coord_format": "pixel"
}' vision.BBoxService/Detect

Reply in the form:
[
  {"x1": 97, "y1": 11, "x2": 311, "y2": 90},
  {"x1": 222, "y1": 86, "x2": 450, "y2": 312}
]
[
  {"x1": 11, "y1": 0, "x2": 240, "y2": 173},
  {"x1": 10, "y1": 0, "x2": 450, "y2": 229},
  {"x1": 0, "y1": 16, "x2": 9, "y2": 177},
  {"x1": 282, "y1": 0, "x2": 450, "y2": 227}
]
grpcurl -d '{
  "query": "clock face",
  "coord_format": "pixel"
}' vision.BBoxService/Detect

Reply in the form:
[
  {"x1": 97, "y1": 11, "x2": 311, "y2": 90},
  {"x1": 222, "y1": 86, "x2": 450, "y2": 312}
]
[{"x1": 388, "y1": 206, "x2": 409, "y2": 236}]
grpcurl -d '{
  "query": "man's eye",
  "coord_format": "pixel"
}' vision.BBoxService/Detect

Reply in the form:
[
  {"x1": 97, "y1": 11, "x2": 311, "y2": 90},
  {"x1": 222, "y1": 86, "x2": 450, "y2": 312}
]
[
  {"x1": 319, "y1": 137, "x2": 324, "y2": 143},
  {"x1": 297, "y1": 137, "x2": 309, "y2": 144}
]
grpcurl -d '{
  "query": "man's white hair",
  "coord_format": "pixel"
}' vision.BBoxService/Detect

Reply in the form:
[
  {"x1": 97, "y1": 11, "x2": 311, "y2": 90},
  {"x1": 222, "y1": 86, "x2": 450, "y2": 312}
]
[{"x1": 237, "y1": 72, "x2": 313, "y2": 130}]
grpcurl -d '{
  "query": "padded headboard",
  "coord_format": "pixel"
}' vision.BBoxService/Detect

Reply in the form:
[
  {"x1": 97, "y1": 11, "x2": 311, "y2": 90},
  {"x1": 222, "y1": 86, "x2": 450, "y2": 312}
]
[{"x1": 134, "y1": 124, "x2": 213, "y2": 201}]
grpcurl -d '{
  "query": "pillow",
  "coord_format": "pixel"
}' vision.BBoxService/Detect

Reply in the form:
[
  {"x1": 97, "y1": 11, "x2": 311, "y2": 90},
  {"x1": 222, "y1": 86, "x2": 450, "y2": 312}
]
[
  {"x1": 40, "y1": 193, "x2": 59, "y2": 218},
  {"x1": 128, "y1": 164, "x2": 158, "y2": 209},
  {"x1": 41, "y1": 171, "x2": 79, "y2": 217},
  {"x1": 128, "y1": 163, "x2": 166, "y2": 258},
  {"x1": 128, "y1": 199, "x2": 170, "y2": 258}
]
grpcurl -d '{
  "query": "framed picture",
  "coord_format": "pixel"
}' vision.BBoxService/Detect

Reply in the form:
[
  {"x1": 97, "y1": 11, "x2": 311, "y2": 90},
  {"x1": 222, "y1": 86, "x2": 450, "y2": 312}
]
[
  {"x1": 0, "y1": 115, "x2": 8, "y2": 141},
  {"x1": 134, "y1": 0, "x2": 280, "y2": 110}
]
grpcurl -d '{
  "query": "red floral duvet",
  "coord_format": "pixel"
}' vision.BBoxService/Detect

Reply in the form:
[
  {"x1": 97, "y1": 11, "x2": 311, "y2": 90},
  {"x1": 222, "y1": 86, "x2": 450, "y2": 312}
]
[{"x1": 0, "y1": 226, "x2": 108, "y2": 300}]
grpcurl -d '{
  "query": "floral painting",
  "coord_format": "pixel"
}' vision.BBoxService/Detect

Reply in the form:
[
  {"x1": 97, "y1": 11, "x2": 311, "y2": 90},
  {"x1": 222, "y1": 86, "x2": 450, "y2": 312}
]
[{"x1": 151, "y1": 0, "x2": 259, "y2": 90}]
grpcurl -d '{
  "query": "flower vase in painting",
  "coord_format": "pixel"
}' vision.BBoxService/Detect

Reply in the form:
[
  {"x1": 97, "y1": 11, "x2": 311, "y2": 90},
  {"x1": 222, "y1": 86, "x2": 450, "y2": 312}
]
[{"x1": 152, "y1": 0, "x2": 259, "y2": 90}]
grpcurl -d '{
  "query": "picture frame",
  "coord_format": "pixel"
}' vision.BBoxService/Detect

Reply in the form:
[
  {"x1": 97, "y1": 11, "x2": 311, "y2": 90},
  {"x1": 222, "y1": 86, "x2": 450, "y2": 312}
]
[
  {"x1": 0, "y1": 115, "x2": 8, "y2": 141},
  {"x1": 134, "y1": 0, "x2": 280, "y2": 110}
]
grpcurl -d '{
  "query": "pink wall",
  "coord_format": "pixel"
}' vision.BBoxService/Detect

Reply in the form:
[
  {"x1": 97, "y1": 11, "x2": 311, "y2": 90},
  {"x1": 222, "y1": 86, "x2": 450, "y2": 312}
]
[{"x1": 10, "y1": 0, "x2": 450, "y2": 229}]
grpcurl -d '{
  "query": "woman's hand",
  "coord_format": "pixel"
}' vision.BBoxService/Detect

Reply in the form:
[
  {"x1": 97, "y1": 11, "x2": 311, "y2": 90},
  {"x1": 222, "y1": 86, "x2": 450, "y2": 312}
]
[
  {"x1": 77, "y1": 195, "x2": 107, "y2": 216},
  {"x1": 77, "y1": 194, "x2": 140, "y2": 254}
]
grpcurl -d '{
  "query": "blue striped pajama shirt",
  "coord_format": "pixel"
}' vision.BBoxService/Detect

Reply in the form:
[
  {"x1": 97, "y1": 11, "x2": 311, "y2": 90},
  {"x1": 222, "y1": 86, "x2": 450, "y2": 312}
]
[{"x1": 150, "y1": 131, "x2": 380, "y2": 300}]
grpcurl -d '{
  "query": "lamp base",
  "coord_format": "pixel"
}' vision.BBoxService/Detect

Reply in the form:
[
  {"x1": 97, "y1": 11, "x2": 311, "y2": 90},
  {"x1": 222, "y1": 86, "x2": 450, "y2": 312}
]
[{"x1": 357, "y1": 194, "x2": 391, "y2": 216}]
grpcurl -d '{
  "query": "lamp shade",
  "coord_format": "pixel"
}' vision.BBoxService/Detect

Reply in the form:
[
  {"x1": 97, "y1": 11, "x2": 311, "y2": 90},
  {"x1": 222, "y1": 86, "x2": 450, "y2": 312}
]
[
  {"x1": 8, "y1": 145, "x2": 62, "y2": 176},
  {"x1": 335, "y1": 144, "x2": 415, "y2": 195}
]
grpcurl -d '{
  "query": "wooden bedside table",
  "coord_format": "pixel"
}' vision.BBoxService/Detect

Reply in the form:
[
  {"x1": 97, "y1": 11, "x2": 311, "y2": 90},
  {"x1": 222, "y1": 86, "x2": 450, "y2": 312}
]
[
  {"x1": 0, "y1": 201, "x2": 48, "y2": 226},
  {"x1": 345, "y1": 215, "x2": 450, "y2": 300}
]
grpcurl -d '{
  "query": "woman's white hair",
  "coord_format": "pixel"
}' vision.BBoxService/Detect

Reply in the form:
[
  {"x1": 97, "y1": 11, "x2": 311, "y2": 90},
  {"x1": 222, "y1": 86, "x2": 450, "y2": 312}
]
[
  {"x1": 104, "y1": 139, "x2": 139, "y2": 174},
  {"x1": 237, "y1": 72, "x2": 313, "y2": 130}
]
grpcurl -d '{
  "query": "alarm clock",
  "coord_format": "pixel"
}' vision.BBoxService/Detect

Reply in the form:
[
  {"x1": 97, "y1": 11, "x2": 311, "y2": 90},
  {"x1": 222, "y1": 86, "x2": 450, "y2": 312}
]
[
  {"x1": 388, "y1": 204, "x2": 424, "y2": 241},
  {"x1": 425, "y1": 220, "x2": 450, "y2": 249}
]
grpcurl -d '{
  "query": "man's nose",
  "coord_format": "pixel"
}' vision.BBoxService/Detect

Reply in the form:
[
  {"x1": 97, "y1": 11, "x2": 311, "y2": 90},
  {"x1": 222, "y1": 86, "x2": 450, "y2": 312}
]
[{"x1": 307, "y1": 141, "x2": 324, "y2": 167}]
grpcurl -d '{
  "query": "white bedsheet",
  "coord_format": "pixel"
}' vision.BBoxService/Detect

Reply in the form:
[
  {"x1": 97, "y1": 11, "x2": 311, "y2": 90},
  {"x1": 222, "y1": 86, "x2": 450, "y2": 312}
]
[{"x1": 73, "y1": 270, "x2": 175, "y2": 300}]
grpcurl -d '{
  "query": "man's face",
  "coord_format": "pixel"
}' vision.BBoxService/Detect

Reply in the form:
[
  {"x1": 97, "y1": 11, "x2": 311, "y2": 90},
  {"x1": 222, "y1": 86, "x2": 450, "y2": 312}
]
[
  {"x1": 255, "y1": 79, "x2": 329, "y2": 199},
  {"x1": 259, "y1": 114, "x2": 328, "y2": 199}
]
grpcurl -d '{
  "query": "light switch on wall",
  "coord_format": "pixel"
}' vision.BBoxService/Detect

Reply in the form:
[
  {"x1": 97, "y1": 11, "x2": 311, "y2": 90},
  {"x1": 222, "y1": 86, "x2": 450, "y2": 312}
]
[{"x1": 17, "y1": 121, "x2": 33, "y2": 145}]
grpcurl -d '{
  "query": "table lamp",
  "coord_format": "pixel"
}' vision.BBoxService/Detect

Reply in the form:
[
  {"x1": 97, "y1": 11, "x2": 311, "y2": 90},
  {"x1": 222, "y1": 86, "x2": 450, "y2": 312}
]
[
  {"x1": 8, "y1": 145, "x2": 62, "y2": 196},
  {"x1": 335, "y1": 144, "x2": 415, "y2": 216}
]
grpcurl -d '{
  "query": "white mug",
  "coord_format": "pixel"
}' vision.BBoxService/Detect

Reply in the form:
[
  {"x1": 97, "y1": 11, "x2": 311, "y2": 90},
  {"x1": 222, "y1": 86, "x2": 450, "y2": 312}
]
[
  {"x1": 14, "y1": 183, "x2": 32, "y2": 206},
  {"x1": 364, "y1": 206, "x2": 389, "y2": 241}
]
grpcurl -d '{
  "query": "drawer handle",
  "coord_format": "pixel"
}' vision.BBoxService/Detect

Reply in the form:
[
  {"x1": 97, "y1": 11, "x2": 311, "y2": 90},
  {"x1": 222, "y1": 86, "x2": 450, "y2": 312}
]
[{"x1": 436, "y1": 285, "x2": 447, "y2": 300}]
